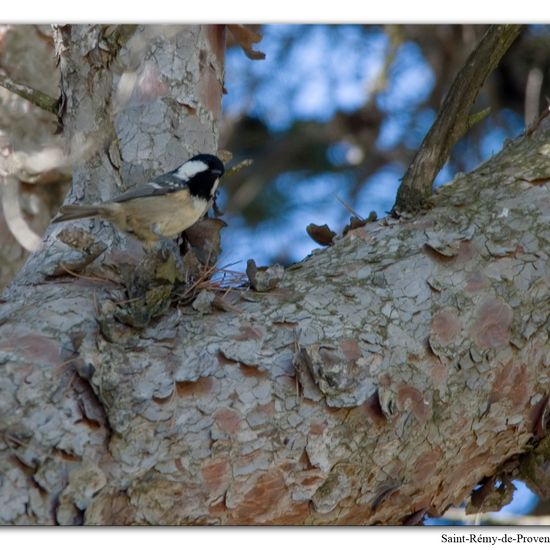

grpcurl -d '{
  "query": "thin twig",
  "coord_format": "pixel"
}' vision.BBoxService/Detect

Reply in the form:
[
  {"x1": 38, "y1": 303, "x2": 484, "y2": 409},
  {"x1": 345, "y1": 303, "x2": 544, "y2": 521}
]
[
  {"x1": 333, "y1": 193, "x2": 364, "y2": 220},
  {"x1": 0, "y1": 70, "x2": 57, "y2": 115},
  {"x1": 368, "y1": 25, "x2": 402, "y2": 97},
  {"x1": 392, "y1": 24, "x2": 523, "y2": 216},
  {"x1": 466, "y1": 106, "x2": 492, "y2": 132},
  {"x1": 59, "y1": 264, "x2": 117, "y2": 284},
  {"x1": 224, "y1": 158, "x2": 253, "y2": 179}
]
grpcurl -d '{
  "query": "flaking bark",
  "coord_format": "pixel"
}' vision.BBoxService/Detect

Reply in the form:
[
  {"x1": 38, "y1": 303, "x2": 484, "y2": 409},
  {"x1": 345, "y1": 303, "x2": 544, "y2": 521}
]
[{"x1": 1, "y1": 25, "x2": 550, "y2": 525}]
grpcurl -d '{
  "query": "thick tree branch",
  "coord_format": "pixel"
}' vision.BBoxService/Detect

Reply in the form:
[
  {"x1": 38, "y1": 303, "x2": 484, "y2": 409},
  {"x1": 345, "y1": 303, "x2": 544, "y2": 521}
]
[
  {"x1": 392, "y1": 24, "x2": 523, "y2": 216},
  {"x1": 1, "y1": 117, "x2": 550, "y2": 524},
  {"x1": 1, "y1": 24, "x2": 549, "y2": 527},
  {"x1": 0, "y1": 70, "x2": 57, "y2": 114}
]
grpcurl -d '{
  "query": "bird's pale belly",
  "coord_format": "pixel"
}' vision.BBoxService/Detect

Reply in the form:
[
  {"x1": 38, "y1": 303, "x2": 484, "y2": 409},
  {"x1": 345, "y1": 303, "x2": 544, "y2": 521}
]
[{"x1": 110, "y1": 192, "x2": 209, "y2": 245}]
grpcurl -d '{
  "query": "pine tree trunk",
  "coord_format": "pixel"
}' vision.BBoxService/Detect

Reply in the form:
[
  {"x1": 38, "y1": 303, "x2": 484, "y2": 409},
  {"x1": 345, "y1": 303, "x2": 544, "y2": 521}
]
[{"x1": 1, "y1": 24, "x2": 549, "y2": 525}]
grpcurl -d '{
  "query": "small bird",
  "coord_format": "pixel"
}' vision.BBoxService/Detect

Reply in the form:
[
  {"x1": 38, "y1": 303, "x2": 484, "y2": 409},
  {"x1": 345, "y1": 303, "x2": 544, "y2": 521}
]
[{"x1": 53, "y1": 153, "x2": 225, "y2": 248}]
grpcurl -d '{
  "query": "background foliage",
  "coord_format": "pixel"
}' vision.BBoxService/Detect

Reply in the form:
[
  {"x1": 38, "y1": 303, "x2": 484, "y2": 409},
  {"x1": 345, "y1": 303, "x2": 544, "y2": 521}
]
[{"x1": 219, "y1": 25, "x2": 548, "y2": 272}]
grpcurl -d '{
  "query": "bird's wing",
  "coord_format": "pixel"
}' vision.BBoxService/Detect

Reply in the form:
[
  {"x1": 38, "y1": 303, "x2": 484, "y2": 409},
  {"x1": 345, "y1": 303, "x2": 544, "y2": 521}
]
[{"x1": 112, "y1": 172, "x2": 189, "y2": 203}]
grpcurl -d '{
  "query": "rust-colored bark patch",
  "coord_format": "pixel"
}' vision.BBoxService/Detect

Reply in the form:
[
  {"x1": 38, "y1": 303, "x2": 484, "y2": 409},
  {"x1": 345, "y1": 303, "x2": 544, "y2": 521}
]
[
  {"x1": 456, "y1": 240, "x2": 475, "y2": 263},
  {"x1": 340, "y1": 339, "x2": 362, "y2": 361},
  {"x1": 302, "y1": 474, "x2": 324, "y2": 486},
  {"x1": 201, "y1": 457, "x2": 230, "y2": 494},
  {"x1": 208, "y1": 497, "x2": 227, "y2": 515},
  {"x1": 490, "y1": 360, "x2": 529, "y2": 409},
  {"x1": 235, "y1": 325, "x2": 263, "y2": 341},
  {"x1": 348, "y1": 226, "x2": 373, "y2": 242},
  {"x1": 249, "y1": 401, "x2": 275, "y2": 424},
  {"x1": 10, "y1": 333, "x2": 61, "y2": 364},
  {"x1": 308, "y1": 422, "x2": 326, "y2": 436},
  {"x1": 465, "y1": 270, "x2": 488, "y2": 293},
  {"x1": 176, "y1": 376, "x2": 213, "y2": 398},
  {"x1": 431, "y1": 309, "x2": 462, "y2": 346},
  {"x1": 270, "y1": 501, "x2": 311, "y2": 525},
  {"x1": 430, "y1": 358, "x2": 448, "y2": 386},
  {"x1": 217, "y1": 351, "x2": 237, "y2": 365},
  {"x1": 230, "y1": 469, "x2": 288, "y2": 523},
  {"x1": 89, "y1": 490, "x2": 136, "y2": 525},
  {"x1": 471, "y1": 298, "x2": 512, "y2": 349},
  {"x1": 412, "y1": 447, "x2": 443, "y2": 484},
  {"x1": 489, "y1": 360, "x2": 513, "y2": 403},
  {"x1": 214, "y1": 407, "x2": 241, "y2": 435},
  {"x1": 198, "y1": 60, "x2": 222, "y2": 119},
  {"x1": 239, "y1": 364, "x2": 267, "y2": 378},
  {"x1": 206, "y1": 25, "x2": 225, "y2": 63},
  {"x1": 511, "y1": 365, "x2": 529, "y2": 408},
  {"x1": 337, "y1": 503, "x2": 379, "y2": 525},
  {"x1": 396, "y1": 384, "x2": 431, "y2": 422},
  {"x1": 446, "y1": 449, "x2": 497, "y2": 503}
]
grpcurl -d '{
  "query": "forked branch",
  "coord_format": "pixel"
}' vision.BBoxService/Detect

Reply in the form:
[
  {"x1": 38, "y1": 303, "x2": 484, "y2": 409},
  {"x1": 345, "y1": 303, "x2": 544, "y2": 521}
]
[{"x1": 392, "y1": 24, "x2": 523, "y2": 216}]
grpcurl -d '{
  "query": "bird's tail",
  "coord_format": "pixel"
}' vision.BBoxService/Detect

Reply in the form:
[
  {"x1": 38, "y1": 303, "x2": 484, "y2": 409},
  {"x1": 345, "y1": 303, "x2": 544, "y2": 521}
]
[{"x1": 52, "y1": 204, "x2": 105, "y2": 223}]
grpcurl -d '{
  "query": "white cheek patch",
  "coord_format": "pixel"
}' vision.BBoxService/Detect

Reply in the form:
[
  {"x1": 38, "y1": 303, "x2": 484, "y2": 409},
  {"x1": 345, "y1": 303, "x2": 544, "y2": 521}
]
[{"x1": 176, "y1": 160, "x2": 208, "y2": 181}]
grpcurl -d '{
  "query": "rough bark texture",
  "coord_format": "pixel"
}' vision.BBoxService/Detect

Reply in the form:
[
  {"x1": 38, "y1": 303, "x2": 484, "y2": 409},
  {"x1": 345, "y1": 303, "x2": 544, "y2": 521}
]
[{"x1": 1, "y1": 25, "x2": 550, "y2": 526}]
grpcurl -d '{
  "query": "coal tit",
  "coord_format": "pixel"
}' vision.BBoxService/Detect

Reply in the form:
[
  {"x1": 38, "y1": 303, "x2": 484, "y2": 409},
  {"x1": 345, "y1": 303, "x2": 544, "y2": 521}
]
[{"x1": 53, "y1": 154, "x2": 225, "y2": 247}]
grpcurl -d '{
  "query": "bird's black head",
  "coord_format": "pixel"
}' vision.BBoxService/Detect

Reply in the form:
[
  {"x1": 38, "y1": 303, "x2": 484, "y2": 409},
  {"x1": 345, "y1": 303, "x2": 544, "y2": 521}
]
[
  {"x1": 177, "y1": 153, "x2": 225, "y2": 200},
  {"x1": 189, "y1": 154, "x2": 225, "y2": 177}
]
